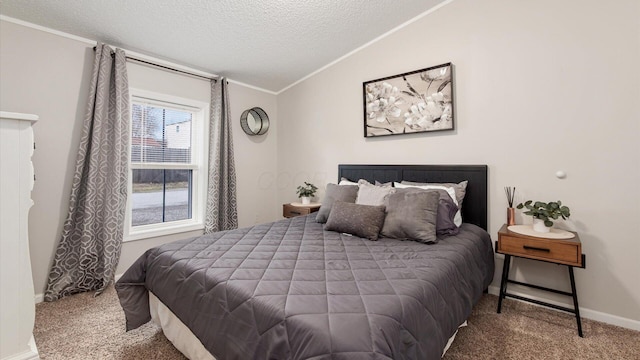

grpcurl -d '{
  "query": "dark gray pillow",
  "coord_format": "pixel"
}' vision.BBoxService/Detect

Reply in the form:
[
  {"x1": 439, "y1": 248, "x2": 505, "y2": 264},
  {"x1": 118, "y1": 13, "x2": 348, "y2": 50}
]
[
  {"x1": 374, "y1": 180, "x2": 393, "y2": 187},
  {"x1": 394, "y1": 188, "x2": 459, "y2": 236},
  {"x1": 324, "y1": 201, "x2": 386, "y2": 241},
  {"x1": 315, "y1": 183, "x2": 359, "y2": 223},
  {"x1": 381, "y1": 190, "x2": 439, "y2": 243}
]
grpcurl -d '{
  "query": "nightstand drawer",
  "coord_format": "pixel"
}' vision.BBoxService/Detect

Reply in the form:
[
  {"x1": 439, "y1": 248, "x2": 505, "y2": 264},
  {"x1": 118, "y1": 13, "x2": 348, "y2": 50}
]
[
  {"x1": 499, "y1": 235, "x2": 580, "y2": 266},
  {"x1": 283, "y1": 203, "x2": 320, "y2": 218}
]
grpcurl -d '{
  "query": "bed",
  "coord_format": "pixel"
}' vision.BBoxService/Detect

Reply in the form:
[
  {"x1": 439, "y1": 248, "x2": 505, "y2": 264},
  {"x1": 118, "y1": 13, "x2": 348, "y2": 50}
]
[{"x1": 116, "y1": 164, "x2": 494, "y2": 360}]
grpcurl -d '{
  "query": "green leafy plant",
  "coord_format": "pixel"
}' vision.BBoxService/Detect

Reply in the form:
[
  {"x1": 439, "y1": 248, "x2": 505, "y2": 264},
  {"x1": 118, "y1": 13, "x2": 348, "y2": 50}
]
[
  {"x1": 516, "y1": 200, "x2": 571, "y2": 227},
  {"x1": 296, "y1": 182, "x2": 318, "y2": 198}
]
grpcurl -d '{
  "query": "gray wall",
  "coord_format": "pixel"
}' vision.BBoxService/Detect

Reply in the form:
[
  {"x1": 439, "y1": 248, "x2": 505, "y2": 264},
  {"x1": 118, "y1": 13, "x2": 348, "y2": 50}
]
[
  {"x1": 0, "y1": 19, "x2": 279, "y2": 295},
  {"x1": 276, "y1": 0, "x2": 640, "y2": 323}
]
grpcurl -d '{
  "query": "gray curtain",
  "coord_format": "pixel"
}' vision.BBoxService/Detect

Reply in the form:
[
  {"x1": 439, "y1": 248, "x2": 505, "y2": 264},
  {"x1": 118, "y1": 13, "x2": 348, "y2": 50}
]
[
  {"x1": 44, "y1": 44, "x2": 129, "y2": 301},
  {"x1": 205, "y1": 78, "x2": 238, "y2": 233}
]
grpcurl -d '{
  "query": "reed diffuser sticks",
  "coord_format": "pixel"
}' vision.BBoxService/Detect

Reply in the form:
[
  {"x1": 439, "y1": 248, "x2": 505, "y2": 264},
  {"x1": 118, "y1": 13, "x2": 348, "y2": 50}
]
[
  {"x1": 505, "y1": 186, "x2": 516, "y2": 225},
  {"x1": 504, "y1": 186, "x2": 516, "y2": 208}
]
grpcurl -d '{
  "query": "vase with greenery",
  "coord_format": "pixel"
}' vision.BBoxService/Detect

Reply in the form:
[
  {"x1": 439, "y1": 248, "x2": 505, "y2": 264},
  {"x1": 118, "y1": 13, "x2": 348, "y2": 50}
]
[
  {"x1": 516, "y1": 200, "x2": 571, "y2": 233},
  {"x1": 296, "y1": 182, "x2": 318, "y2": 205}
]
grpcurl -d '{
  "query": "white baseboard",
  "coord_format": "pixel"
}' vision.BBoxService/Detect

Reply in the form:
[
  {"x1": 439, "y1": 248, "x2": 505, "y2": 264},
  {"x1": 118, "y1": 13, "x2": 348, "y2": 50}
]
[
  {"x1": 488, "y1": 285, "x2": 640, "y2": 331},
  {"x1": 1, "y1": 350, "x2": 39, "y2": 360},
  {"x1": 2, "y1": 341, "x2": 39, "y2": 360}
]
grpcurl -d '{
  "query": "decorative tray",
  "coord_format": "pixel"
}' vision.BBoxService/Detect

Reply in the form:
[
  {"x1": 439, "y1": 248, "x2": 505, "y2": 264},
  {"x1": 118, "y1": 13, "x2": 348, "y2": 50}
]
[
  {"x1": 507, "y1": 225, "x2": 575, "y2": 239},
  {"x1": 290, "y1": 202, "x2": 321, "y2": 207}
]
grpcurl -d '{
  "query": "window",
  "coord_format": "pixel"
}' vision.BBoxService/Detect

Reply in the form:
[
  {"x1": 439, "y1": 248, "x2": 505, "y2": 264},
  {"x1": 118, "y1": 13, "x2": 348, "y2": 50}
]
[{"x1": 125, "y1": 89, "x2": 209, "y2": 241}]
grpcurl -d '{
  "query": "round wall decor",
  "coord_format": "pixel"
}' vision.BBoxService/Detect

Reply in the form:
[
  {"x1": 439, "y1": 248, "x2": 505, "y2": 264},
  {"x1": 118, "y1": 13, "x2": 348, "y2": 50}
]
[{"x1": 240, "y1": 107, "x2": 269, "y2": 135}]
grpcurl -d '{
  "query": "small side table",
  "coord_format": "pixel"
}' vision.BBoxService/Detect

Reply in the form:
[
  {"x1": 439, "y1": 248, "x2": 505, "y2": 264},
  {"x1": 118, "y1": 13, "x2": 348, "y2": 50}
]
[
  {"x1": 495, "y1": 224, "x2": 586, "y2": 337},
  {"x1": 283, "y1": 202, "x2": 321, "y2": 218}
]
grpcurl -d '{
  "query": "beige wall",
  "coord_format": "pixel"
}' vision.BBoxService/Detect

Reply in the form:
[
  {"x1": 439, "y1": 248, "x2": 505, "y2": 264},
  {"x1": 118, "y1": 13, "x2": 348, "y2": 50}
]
[
  {"x1": 0, "y1": 20, "x2": 279, "y2": 295},
  {"x1": 277, "y1": 0, "x2": 640, "y2": 323}
]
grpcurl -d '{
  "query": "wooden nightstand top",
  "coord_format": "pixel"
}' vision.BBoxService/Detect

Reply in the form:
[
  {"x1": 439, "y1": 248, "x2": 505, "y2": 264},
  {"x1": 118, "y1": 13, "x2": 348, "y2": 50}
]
[
  {"x1": 283, "y1": 203, "x2": 321, "y2": 218},
  {"x1": 497, "y1": 224, "x2": 584, "y2": 268}
]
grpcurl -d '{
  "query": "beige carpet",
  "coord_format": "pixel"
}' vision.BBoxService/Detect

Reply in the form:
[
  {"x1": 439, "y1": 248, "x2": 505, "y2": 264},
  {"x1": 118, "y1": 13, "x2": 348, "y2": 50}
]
[{"x1": 33, "y1": 286, "x2": 640, "y2": 359}]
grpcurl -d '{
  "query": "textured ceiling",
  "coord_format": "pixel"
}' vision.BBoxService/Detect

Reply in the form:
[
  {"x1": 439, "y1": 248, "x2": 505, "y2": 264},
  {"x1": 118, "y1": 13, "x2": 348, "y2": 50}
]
[{"x1": 0, "y1": 0, "x2": 447, "y2": 92}]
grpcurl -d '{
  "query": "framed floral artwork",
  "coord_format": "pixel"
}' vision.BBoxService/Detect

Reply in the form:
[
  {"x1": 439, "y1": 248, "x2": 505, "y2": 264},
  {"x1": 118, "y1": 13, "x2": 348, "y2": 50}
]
[{"x1": 363, "y1": 62, "x2": 454, "y2": 137}]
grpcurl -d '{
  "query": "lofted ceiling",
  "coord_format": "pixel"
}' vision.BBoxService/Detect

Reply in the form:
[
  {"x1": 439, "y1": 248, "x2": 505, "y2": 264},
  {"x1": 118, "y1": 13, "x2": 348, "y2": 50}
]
[{"x1": 0, "y1": 0, "x2": 447, "y2": 92}]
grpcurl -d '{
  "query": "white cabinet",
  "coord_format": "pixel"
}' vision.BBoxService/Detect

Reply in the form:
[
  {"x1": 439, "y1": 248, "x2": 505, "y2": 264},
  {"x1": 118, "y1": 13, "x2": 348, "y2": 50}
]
[{"x1": 0, "y1": 112, "x2": 40, "y2": 360}]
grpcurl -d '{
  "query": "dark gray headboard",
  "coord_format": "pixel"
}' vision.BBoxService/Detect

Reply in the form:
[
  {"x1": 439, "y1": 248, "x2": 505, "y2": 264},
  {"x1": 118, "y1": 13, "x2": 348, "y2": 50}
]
[{"x1": 338, "y1": 164, "x2": 488, "y2": 230}]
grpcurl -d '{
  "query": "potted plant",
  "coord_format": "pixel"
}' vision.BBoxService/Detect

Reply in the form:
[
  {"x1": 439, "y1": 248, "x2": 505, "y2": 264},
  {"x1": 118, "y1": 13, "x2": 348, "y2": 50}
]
[
  {"x1": 296, "y1": 182, "x2": 318, "y2": 205},
  {"x1": 516, "y1": 200, "x2": 571, "y2": 233}
]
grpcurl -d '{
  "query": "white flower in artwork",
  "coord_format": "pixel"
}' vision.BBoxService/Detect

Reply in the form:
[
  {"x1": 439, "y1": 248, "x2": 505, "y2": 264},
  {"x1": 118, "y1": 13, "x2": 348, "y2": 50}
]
[
  {"x1": 417, "y1": 116, "x2": 431, "y2": 129},
  {"x1": 404, "y1": 104, "x2": 421, "y2": 125},
  {"x1": 404, "y1": 102, "x2": 433, "y2": 128},
  {"x1": 431, "y1": 92, "x2": 445, "y2": 102},
  {"x1": 366, "y1": 82, "x2": 404, "y2": 124},
  {"x1": 403, "y1": 92, "x2": 449, "y2": 130},
  {"x1": 425, "y1": 97, "x2": 443, "y2": 120}
]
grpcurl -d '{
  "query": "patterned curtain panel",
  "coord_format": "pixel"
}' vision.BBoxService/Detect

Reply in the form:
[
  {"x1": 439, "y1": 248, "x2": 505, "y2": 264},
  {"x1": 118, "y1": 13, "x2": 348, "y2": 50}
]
[
  {"x1": 44, "y1": 44, "x2": 129, "y2": 301},
  {"x1": 205, "y1": 78, "x2": 238, "y2": 233}
]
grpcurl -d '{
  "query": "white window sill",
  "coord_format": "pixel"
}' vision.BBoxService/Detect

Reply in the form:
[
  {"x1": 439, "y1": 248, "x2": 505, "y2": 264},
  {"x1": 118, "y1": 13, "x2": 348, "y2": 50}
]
[{"x1": 124, "y1": 221, "x2": 204, "y2": 242}]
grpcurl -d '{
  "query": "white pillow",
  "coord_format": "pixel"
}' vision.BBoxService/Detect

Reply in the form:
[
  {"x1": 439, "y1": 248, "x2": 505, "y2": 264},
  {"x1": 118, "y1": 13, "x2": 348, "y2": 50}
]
[
  {"x1": 338, "y1": 177, "x2": 359, "y2": 186},
  {"x1": 394, "y1": 182, "x2": 462, "y2": 226}
]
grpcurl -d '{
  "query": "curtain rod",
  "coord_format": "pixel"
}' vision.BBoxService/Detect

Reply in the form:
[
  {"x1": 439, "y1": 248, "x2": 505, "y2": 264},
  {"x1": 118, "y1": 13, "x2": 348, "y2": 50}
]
[{"x1": 93, "y1": 46, "x2": 218, "y2": 82}]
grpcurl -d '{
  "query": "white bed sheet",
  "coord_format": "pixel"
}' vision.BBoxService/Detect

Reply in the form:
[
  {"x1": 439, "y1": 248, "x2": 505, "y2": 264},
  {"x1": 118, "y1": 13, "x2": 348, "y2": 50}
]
[{"x1": 149, "y1": 291, "x2": 215, "y2": 360}]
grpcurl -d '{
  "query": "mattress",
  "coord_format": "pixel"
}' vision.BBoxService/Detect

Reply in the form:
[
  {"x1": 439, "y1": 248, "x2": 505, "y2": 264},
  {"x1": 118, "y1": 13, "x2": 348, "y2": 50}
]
[{"x1": 116, "y1": 214, "x2": 494, "y2": 359}]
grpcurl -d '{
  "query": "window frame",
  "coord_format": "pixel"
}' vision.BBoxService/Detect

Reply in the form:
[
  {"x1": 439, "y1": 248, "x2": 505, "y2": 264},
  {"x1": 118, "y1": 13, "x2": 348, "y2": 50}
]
[{"x1": 124, "y1": 88, "x2": 209, "y2": 241}]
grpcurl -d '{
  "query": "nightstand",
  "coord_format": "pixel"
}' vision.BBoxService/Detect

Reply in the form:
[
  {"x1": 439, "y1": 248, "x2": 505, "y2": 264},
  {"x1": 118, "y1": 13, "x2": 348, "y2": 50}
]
[
  {"x1": 282, "y1": 202, "x2": 321, "y2": 218},
  {"x1": 495, "y1": 224, "x2": 586, "y2": 337}
]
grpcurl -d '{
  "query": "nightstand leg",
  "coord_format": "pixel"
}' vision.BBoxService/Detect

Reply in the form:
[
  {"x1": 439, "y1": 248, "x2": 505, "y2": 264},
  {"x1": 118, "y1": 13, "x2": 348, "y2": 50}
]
[
  {"x1": 497, "y1": 254, "x2": 511, "y2": 313},
  {"x1": 568, "y1": 266, "x2": 584, "y2": 337}
]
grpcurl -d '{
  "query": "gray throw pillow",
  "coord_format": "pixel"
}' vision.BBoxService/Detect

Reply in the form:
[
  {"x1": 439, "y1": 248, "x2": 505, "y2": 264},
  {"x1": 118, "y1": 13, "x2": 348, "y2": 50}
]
[
  {"x1": 324, "y1": 201, "x2": 386, "y2": 241},
  {"x1": 401, "y1": 180, "x2": 468, "y2": 208},
  {"x1": 395, "y1": 188, "x2": 459, "y2": 236},
  {"x1": 374, "y1": 180, "x2": 393, "y2": 187},
  {"x1": 315, "y1": 183, "x2": 359, "y2": 223},
  {"x1": 381, "y1": 190, "x2": 439, "y2": 243}
]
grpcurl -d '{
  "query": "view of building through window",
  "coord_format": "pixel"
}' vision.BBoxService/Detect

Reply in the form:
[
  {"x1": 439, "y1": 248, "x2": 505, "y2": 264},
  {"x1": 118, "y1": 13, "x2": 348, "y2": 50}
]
[{"x1": 130, "y1": 103, "x2": 194, "y2": 226}]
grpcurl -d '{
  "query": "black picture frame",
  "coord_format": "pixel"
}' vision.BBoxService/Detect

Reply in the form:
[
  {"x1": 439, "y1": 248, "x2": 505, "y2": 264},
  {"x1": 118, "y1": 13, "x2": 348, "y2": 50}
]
[{"x1": 363, "y1": 62, "x2": 454, "y2": 138}]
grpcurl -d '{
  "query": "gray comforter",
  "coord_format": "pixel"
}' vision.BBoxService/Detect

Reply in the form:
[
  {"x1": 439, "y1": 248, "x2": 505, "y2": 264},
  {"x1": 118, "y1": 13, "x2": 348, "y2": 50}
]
[{"x1": 116, "y1": 214, "x2": 494, "y2": 360}]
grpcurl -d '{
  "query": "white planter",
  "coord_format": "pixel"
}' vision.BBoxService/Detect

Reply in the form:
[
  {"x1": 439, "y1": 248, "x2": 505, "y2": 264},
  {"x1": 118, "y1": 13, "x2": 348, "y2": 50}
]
[
  {"x1": 301, "y1": 197, "x2": 311, "y2": 205},
  {"x1": 532, "y1": 218, "x2": 550, "y2": 233}
]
